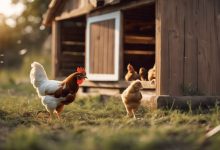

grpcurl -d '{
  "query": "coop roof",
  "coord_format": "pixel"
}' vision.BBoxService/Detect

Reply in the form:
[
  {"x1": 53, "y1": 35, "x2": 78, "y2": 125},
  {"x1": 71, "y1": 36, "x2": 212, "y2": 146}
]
[
  {"x1": 42, "y1": 0, "x2": 62, "y2": 26},
  {"x1": 42, "y1": 0, "x2": 122, "y2": 26}
]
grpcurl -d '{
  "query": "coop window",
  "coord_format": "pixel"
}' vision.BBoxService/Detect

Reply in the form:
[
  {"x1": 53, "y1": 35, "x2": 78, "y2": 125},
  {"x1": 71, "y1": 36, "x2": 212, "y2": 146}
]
[{"x1": 86, "y1": 11, "x2": 121, "y2": 81}]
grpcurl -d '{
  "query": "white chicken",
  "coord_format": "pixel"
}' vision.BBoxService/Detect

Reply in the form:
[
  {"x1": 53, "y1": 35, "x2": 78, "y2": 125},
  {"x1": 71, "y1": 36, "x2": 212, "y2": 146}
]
[
  {"x1": 30, "y1": 62, "x2": 65, "y2": 118},
  {"x1": 30, "y1": 62, "x2": 62, "y2": 97}
]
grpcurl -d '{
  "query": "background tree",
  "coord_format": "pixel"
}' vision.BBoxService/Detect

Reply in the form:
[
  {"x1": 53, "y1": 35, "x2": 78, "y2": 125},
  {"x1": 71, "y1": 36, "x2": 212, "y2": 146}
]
[{"x1": 0, "y1": 0, "x2": 50, "y2": 68}]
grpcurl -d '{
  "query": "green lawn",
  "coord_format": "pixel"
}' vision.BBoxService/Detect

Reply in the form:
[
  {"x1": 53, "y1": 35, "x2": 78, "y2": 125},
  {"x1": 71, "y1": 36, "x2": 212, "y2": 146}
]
[
  {"x1": 0, "y1": 53, "x2": 220, "y2": 150},
  {"x1": 0, "y1": 81, "x2": 220, "y2": 150}
]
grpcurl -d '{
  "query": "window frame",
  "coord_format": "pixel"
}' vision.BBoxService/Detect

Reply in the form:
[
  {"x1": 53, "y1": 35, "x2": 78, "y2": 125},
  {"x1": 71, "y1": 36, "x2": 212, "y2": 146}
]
[{"x1": 85, "y1": 11, "x2": 121, "y2": 81}]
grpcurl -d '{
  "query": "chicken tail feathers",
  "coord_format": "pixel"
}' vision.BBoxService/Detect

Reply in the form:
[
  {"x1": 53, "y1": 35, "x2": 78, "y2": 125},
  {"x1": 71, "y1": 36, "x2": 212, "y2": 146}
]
[{"x1": 30, "y1": 62, "x2": 48, "y2": 88}]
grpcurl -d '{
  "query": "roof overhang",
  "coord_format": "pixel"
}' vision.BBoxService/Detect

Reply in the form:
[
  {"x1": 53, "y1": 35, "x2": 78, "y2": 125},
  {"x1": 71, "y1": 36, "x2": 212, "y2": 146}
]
[
  {"x1": 42, "y1": 0, "x2": 62, "y2": 26},
  {"x1": 42, "y1": 0, "x2": 139, "y2": 26}
]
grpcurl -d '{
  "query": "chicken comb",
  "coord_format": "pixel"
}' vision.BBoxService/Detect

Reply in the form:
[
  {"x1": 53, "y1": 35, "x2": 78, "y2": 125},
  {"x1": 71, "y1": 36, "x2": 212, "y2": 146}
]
[{"x1": 77, "y1": 67, "x2": 86, "y2": 73}]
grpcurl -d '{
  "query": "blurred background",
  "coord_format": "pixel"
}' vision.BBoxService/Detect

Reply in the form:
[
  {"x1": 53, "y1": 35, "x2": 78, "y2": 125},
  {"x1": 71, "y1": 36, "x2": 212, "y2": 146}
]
[{"x1": 0, "y1": 0, "x2": 51, "y2": 85}]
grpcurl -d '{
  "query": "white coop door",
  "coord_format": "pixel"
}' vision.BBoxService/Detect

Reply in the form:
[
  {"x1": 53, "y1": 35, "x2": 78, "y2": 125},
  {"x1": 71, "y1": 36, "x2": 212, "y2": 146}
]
[{"x1": 86, "y1": 11, "x2": 121, "y2": 81}]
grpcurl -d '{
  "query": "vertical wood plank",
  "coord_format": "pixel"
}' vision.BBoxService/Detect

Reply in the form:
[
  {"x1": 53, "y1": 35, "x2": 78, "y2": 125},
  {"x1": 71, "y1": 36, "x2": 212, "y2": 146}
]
[
  {"x1": 210, "y1": 0, "x2": 220, "y2": 95},
  {"x1": 183, "y1": 0, "x2": 198, "y2": 94},
  {"x1": 103, "y1": 20, "x2": 109, "y2": 74},
  {"x1": 107, "y1": 19, "x2": 115, "y2": 74},
  {"x1": 206, "y1": 0, "x2": 214, "y2": 95},
  {"x1": 94, "y1": 22, "x2": 100, "y2": 73},
  {"x1": 119, "y1": 12, "x2": 124, "y2": 80},
  {"x1": 197, "y1": 0, "x2": 212, "y2": 95},
  {"x1": 213, "y1": 0, "x2": 220, "y2": 95},
  {"x1": 99, "y1": 21, "x2": 104, "y2": 73},
  {"x1": 52, "y1": 21, "x2": 60, "y2": 78},
  {"x1": 156, "y1": 0, "x2": 170, "y2": 95},
  {"x1": 169, "y1": 0, "x2": 185, "y2": 95},
  {"x1": 111, "y1": 19, "x2": 115, "y2": 74},
  {"x1": 89, "y1": 23, "x2": 95, "y2": 73}
]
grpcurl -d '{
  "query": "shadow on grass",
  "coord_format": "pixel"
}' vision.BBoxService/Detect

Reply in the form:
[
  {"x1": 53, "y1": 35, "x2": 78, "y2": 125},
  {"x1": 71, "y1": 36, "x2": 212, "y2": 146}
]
[{"x1": 0, "y1": 109, "x2": 41, "y2": 128}]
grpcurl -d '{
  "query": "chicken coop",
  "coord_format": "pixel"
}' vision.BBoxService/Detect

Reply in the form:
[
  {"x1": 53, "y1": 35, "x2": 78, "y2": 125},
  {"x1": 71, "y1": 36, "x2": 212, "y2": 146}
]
[{"x1": 43, "y1": 0, "x2": 220, "y2": 108}]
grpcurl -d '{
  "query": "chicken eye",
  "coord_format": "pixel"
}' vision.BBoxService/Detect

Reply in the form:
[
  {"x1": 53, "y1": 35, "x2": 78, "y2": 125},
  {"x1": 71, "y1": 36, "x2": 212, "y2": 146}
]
[{"x1": 77, "y1": 74, "x2": 83, "y2": 78}]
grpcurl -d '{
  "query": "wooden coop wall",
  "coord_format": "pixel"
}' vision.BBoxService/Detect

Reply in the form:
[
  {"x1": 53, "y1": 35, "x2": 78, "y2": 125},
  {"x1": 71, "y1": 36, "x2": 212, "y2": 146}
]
[{"x1": 156, "y1": 0, "x2": 220, "y2": 96}]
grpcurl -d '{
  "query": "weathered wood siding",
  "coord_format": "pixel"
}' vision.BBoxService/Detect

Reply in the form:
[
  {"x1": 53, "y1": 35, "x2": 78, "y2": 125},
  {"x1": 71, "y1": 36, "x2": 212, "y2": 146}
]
[
  {"x1": 52, "y1": 21, "x2": 61, "y2": 78},
  {"x1": 156, "y1": 0, "x2": 220, "y2": 96},
  {"x1": 89, "y1": 19, "x2": 115, "y2": 74},
  {"x1": 55, "y1": 0, "x2": 92, "y2": 21}
]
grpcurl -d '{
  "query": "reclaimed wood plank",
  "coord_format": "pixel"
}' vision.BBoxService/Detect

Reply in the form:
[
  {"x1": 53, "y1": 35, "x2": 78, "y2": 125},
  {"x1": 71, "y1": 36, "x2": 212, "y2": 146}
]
[
  {"x1": 168, "y1": 0, "x2": 185, "y2": 95},
  {"x1": 62, "y1": 41, "x2": 85, "y2": 46},
  {"x1": 210, "y1": 0, "x2": 220, "y2": 95},
  {"x1": 108, "y1": 19, "x2": 115, "y2": 74},
  {"x1": 103, "y1": 20, "x2": 109, "y2": 74},
  {"x1": 183, "y1": 0, "x2": 198, "y2": 95},
  {"x1": 124, "y1": 35, "x2": 155, "y2": 44},
  {"x1": 124, "y1": 50, "x2": 155, "y2": 55},
  {"x1": 98, "y1": 21, "x2": 105, "y2": 74},
  {"x1": 197, "y1": 0, "x2": 212, "y2": 95},
  {"x1": 214, "y1": 0, "x2": 220, "y2": 95},
  {"x1": 94, "y1": 22, "x2": 100, "y2": 74},
  {"x1": 89, "y1": 23, "x2": 95, "y2": 73},
  {"x1": 156, "y1": 0, "x2": 170, "y2": 95},
  {"x1": 52, "y1": 21, "x2": 61, "y2": 78}
]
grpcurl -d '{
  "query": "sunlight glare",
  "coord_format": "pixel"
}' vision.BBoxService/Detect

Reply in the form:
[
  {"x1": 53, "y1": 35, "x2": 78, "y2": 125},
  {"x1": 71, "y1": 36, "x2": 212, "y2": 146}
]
[
  {"x1": 5, "y1": 18, "x2": 16, "y2": 28},
  {"x1": 19, "y1": 49, "x2": 27, "y2": 55},
  {"x1": 0, "y1": 0, "x2": 26, "y2": 17}
]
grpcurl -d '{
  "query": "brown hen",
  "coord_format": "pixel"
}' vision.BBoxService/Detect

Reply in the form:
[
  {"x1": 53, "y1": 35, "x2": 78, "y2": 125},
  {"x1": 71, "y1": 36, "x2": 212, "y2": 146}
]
[{"x1": 121, "y1": 80, "x2": 143, "y2": 119}]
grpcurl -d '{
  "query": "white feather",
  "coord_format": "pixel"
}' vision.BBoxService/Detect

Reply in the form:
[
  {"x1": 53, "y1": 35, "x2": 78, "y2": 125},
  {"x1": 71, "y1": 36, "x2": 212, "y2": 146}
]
[
  {"x1": 40, "y1": 95, "x2": 65, "y2": 111},
  {"x1": 30, "y1": 62, "x2": 64, "y2": 114},
  {"x1": 30, "y1": 62, "x2": 62, "y2": 96}
]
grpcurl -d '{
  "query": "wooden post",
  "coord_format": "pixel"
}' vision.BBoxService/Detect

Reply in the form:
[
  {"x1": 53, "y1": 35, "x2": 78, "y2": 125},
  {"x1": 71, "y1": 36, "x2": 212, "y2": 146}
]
[
  {"x1": 51, "y1": 21, "x2": 61, "y2": 78},
  {"x1": 119, "y1": 11, "x2": 124, "y2": 80},
  {"x1": 156, "y1": 0, "x2": 170, "y2": 95}
]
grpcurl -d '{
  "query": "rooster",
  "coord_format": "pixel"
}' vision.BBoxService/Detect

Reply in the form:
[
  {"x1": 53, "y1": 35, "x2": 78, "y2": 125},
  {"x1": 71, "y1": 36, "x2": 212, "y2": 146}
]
[
  {"x1": 125, "y1": 64, "x2": 140, "y2": 81},
  {"x1": 121, "y1": 80, "x2": 143, "y2": 119},
  {"x1": 30, "y1": 62, "x2": 87, "y2": 118}
]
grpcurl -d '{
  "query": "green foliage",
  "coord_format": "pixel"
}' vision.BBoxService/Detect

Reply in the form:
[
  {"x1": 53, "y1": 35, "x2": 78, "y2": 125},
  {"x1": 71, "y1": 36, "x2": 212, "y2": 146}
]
[
  {"x1": 0, "y1": 0, "x2": 50, "y2": 68},
  {"x1": 0, "y1": 51, "x2": 51, "y2": 86}
]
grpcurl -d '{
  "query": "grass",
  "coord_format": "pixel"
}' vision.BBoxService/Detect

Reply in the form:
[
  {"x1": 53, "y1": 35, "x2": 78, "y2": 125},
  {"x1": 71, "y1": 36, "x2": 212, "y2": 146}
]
[
  {"x1": 0, "y1": 83, "x2": 220, "y2": 150},
  {"x1": 0, "y1": 53, "x2": 220, "y2": 150}
]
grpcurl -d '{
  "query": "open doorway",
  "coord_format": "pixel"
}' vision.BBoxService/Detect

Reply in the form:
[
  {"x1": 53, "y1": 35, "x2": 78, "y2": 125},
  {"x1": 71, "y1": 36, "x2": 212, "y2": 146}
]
[
  {"x1": 59, "y1": 15, "x2": 86, "y2": 76},
  {"x1": 122, "y1": 3, "x2": 155, "y2": 81}
]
